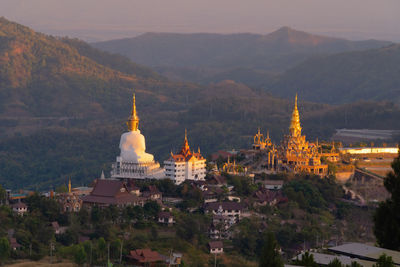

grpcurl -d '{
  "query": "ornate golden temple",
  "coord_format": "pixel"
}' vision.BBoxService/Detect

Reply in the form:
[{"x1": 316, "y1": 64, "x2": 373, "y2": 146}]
[{"x1": 253, "y1": 94, "x2": 328, "y2": 176}]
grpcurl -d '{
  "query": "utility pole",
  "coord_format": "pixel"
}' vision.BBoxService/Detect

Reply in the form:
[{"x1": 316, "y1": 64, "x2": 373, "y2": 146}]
[
  {"x1": 90, "y1": 241, "x2": 93, "y2": 266},
  {"x1": 50, "y1": 241, "x2": 55, "y2": 264},
  {"x1": 50, "y1": 241, "x2": 52, "y2": 264},
  {"x1": 119, "y1": 240, "x2": 123, "y2": 264},
  {"x1": 107, "y1": 243, "x2": 110, "y2": 267}
]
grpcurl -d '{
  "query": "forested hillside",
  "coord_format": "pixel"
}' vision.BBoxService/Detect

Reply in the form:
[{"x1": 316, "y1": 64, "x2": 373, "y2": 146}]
[
  {"x1": 0, "y1": 18, "x2": 399, "y2": 190},
  {"x1": 269, "y1": 44, "x2": 400, "y2": 104}
]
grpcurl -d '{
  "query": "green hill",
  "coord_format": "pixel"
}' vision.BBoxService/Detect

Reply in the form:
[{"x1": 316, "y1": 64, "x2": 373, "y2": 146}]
[
  {"x1": 0, "y1": 18, "x2": 399, "y2": 190},
  {"x1": 269, "y1": 44, "x2": 400, "y2": 104}
]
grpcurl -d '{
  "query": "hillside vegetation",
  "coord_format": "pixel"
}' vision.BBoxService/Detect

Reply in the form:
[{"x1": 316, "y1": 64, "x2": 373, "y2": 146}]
[
  {"x1": 0, "y1": 18, "x2": 399, "y2": 189},
  {"x1": 270, "y1": 44, "x2": 400, "y2": 104}
]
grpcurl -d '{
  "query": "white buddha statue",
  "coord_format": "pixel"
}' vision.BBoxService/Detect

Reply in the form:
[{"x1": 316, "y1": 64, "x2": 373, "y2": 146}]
[{"x1": 118, "y1": 94, "x2": 155, "y2": 163}]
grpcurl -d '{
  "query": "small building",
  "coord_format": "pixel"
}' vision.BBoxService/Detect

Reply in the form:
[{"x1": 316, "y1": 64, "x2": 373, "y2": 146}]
[
  {"x1": 164, "y1": 130, "x2": 206, "y2": 184},
  {"x1": 207, "y1": 175, "x2": 227, "y2": 187},
  {"x1": 204, "y1": 201, "x2": 245, "y2": 223},
  {"x1": 51, "y1": 221, "x2": 67, "y2": 235},
  {"x1": 253, "y1": 188, "x2": 287, "y2": 207},
  {"x1": 328, "y1": 243, "x2": 400, "y2": 265},
  {"x1": 126, "y1": 249, "x2": 164, "y2": 266},
  {"x1": 8, "y1": 237, "x2": 22, "y2": 251},
  {"x1": 56, "y1": 179, "x2": 83, "y2": 212},
  {"x1": 126, "y1": 180, "x2": 141, "y2": 196},
  {"x1": 166, "y1": 252, "x2": 183, "y2": 266},
  {"x1": 158, "y1": 211, "x2": 175, "y2": 225},
  {"x1": 11, "y1": 202, "x2": 27, "y2": 216},
  {"x1": 209, "y1": 241, "x2": 224, "y2": 254},
  {"x1": 294, "y1": 252, "x2": 367, "y2": 266},
  {"x1": 259, "y1": 180, "x2": 284, "y2": 190},
  {"x1": 203, "y1": 190, "x2": 218, "y2": 203},
  {"x1": 82, "y1": 179, "x2": 145, "y2": 208},
  {"x1": 142, "y1": 185, "x2": 162, "y2": 201}
]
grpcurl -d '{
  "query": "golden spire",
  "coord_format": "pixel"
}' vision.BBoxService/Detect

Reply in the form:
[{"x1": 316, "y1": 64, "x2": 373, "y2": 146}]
[
  {"x1": 180, "y1": 129, "x2": 191, "y2": 156},
  {"x1": 68, "y1": 178, "x2": 71, "y2": 193},
  {"x1": 289, "y1": 93, "x2": 302, "y2": 136},
  {"x1": 127, "y1": 93, "x2": 139, "y2": 131}
]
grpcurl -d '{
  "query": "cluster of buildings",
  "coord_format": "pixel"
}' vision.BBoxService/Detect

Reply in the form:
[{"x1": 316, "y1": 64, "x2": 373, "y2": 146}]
[{"x1": 110, "y1": 94, "x2": 206, "y2": 185}]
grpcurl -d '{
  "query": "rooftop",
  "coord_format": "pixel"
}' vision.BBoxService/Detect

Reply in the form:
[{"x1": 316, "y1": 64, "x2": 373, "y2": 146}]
[{"x1": 328, "y1": 243, "x2": 400, "y2": 265}]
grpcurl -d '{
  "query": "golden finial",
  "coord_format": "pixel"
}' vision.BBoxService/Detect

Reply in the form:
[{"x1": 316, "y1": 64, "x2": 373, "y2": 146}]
[
  {"x1": 127, "y1": 93, "x2": 139, "y2": 131},
  {"x1": 68, "y1": 178, "x2": 71, "y2": 193},
  {"x1": 185, "y1": 129, "x2": 188, "y2": 141},
  {"x1": 267, "y1": 130, "x2": 270, "y2": 139},
  {"x1": 198, "y1": 146, "x2": 201, "y2": 154}
]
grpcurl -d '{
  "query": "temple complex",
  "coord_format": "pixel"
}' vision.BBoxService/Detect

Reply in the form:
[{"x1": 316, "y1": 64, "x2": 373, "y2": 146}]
[
  {"x1": 275, "y1": 94, "x2": 328, "y2": 175},
  {"x1": 164, "y1": 130, "x2": 206, "y2": 184},
  {"x1": 111, "y1": 94, "x2": 165, "y2": 180},
  {"x1": 251, "y1": 95, "x2": 328, "y2": 176}
]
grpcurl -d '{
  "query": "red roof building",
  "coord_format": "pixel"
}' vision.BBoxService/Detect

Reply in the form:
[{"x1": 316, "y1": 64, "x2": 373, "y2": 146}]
[
  {"x1": 126, "y1": 249, "x2": 164, "y2": 266},
  {"x1": 209, "y1": 241, "x2": 224, "y2": 254},
  {"x1": 82, "y1": 179, "x2": 145, "y2": 207}
]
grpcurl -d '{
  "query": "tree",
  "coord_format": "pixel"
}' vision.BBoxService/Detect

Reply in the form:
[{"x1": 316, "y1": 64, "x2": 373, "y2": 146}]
[
  {"x1": 293, "y1": 251, "x2": 318, "y2": 267},
  {"x1": 373, "y1": 253, "x2": 395, "y2": 267},
  {"x1": 143, "y1": 201, "x2": 160, "y2": 218},
  {"x1": 0, "y1": 237, "x2": 10, "y2": 265},
  {"x1": 74, "y1": 245, "x2": 87, "y2": 266},
  {"x1": 346, "y1": 262, "x2": 363, "y2": 267},
  {"x1": 97, "y1": 237, "x2": 107, "y2": 262},
  {"x1": 327, "y1": 258, "x2": 343, "y2": 267},
  {"x1": 0, "y1": 185, "x2": 6, "y2": 205},
  {"x1": 374, "y1": 155, "x2": 400, "y2": 249},
  {"x1": 259, "y1": 232, "x2": 284, "y2": 267}
]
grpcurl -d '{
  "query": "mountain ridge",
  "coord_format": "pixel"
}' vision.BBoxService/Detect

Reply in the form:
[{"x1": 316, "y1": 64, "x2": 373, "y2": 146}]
[{"x1": 93, "y1": 26, "x2": 391, "y2": 71}]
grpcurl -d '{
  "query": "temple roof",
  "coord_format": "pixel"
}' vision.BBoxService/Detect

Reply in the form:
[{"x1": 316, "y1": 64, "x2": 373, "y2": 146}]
[{"x1": 169, "y1": 130, "x2": 204, "y2": 161}]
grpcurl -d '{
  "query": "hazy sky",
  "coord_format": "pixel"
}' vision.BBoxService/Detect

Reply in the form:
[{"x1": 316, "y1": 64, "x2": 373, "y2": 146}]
[{"x1": 1, "y1": 0, "x2": 399, "y2": 42}]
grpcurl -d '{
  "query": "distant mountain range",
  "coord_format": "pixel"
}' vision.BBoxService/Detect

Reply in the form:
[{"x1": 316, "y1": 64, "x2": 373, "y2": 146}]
[
  {"x1": 93, "y1": 27, "x2": 400, "y2": 105},
  {"x1": 0, "y1": 17, "x2": 399, "y2": 189},
  {"x1": 93, "y1": 27, "x2": 390, "y2": 72}
]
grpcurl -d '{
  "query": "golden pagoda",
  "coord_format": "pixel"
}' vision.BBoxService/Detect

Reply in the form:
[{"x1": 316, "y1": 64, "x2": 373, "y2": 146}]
[{"x1": 276, "y1": 94, "x2": 328, "y2": 176}]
